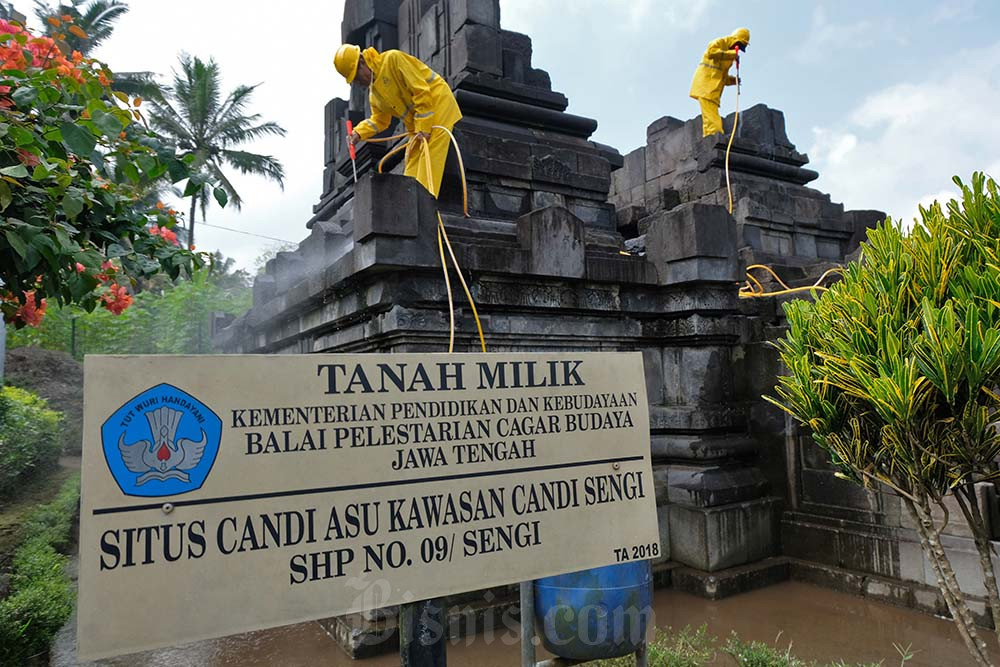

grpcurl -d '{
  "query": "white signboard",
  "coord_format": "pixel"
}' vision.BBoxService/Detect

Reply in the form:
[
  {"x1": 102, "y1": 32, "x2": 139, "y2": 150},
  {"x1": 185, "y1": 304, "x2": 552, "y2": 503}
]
[{"x1": 78, "y1": 352, "x2": 660, "y2": 659}]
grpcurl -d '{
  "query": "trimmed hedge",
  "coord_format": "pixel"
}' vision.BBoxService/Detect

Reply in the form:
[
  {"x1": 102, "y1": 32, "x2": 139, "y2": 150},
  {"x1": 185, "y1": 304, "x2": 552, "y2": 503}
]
[
  {"x1": 0, "y1": 475, "x2": 79, "y2": 665},
  {"x1": 0, "y1": 386, "x2": 63, "y2": 496}
]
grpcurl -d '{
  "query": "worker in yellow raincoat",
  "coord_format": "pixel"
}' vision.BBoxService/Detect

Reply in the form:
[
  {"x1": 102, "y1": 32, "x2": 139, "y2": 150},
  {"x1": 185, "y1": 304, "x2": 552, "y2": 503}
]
[
  {"x1": 334, "y1": 44, "x2": 462, "y2": 198},
  {"x1": 690, "y1": 28, "x2": 749, "y2": 137}
]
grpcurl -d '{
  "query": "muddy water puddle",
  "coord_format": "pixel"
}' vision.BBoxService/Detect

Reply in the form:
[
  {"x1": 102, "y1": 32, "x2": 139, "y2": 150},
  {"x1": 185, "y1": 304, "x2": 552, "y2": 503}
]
[{"x1": 61, "y1": 581, "x2": 997, "y2": 666}]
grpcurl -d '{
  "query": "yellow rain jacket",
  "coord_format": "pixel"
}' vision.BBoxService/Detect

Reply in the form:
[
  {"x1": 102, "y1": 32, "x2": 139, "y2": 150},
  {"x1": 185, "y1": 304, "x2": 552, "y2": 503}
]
[
  {"x1": 689, "y1": 31, "x2": 744, "y2": 102},
  {"x1": 353, "y1": 47, "x2": 462, "y2": 197},
  {"x1": 689, "y1": 29, "x2": 746, "y2": 136}
]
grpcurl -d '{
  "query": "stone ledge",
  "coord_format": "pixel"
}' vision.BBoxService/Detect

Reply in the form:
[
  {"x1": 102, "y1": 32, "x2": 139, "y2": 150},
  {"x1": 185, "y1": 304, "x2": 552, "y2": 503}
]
[
  {"x1": 669, "y1": 497, "x2": 781, "y2": 572},
  {"x1": 671, "y1": 557, "x2": 791, "y2": 600},
  {"x1": 319, "y1": 585, "x2": 520, "y2": 659},
  {"x1": 787, "y1": 558, "x2": 994, "y2": 630}
]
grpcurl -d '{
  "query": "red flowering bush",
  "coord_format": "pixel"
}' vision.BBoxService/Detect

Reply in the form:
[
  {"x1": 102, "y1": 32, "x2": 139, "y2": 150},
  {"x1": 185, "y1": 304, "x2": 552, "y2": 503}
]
[
  {"x1": 0, "y1": 17, "x2": 221, "y2": 327},
  {"x1": 149, "y1": 222, "x2": 178, "y2": 245}
]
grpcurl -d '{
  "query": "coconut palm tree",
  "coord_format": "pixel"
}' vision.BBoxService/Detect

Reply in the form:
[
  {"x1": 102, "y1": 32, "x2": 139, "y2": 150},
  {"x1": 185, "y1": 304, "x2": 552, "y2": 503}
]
[
  {"x1": 33, "y1": 0, "x2": 129, "y2": 56},
  {"x1": 148, "y1": 54, "x2": 286, "y2": 248}
]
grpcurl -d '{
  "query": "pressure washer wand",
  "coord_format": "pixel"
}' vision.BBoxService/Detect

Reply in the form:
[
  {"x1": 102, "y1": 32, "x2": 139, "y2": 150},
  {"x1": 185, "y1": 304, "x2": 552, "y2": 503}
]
[
  {"x1": 345, "y1": 120, "x2": 358, "y2": 183},
  {"x1": 734, "y1": 44, "x2": 741, "y2": 94}
]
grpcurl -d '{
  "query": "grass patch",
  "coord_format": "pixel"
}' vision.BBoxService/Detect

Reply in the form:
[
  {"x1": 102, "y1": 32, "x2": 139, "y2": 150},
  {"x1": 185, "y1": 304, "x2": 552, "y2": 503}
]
[
  {"x1": 0, "y1": 474, "x2": 79, "y2": 666},
  {"x1": 596, "y1": 625, "x2": 718, "y2": 666},
  {"x1": 590, "y1": 626, "x2": 914, "y2": 667},
  {"x1": 0, "y1": 464, "x2": 77, "y2": 564}
]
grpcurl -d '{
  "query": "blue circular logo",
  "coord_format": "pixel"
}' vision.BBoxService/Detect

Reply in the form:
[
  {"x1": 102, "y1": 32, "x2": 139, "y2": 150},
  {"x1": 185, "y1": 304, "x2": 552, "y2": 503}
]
[{"x1": 101, "y1": 383, "x2": 222, "y2": 498}]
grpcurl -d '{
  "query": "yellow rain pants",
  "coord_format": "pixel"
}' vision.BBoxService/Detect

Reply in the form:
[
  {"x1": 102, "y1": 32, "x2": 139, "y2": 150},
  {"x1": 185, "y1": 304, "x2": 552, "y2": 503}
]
[
  {"x1": 698, "y1": 98, "x2": 723, "y2": 137},
  {"x1": 353, "y1": 47, "x2": 462, "y2": 197}
]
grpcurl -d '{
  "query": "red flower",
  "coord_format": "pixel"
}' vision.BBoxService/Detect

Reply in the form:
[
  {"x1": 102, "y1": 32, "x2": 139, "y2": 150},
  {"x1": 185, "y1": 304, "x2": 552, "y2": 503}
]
[
  {"x1": 14, "y1": 290, "x2": 46, "y2": 327},
  {"x1": 75, "y1": 262, "x2": 85, "y2": 273},
  {"x1": 101, "y1": 284, "x2": 133, "y2": 315},
  {"x1": 16, "y1": 148, "x2": 40, "y2": 167},
  {"x1": 149, "y1": 223, "x2": 179, "y2": 246},
  {"x1": 0, "y1": 20, "x2": 22, "y2": 35}
]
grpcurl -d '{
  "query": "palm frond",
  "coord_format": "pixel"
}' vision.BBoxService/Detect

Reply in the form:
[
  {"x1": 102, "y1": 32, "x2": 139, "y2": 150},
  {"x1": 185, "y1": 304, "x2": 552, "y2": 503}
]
[
  {"x1": 149, "y1": 52, "x2": 287, "y2": 225},
  {"x1": 33, "y1": 0, "x2": 128, "y2": 55},
  {"x1": 219, "y1": 149, "x2": 285, "y2": 188},
  {"x1": 112, "y1": 70, "x2": 165, "y2": 103},
  {"x1": 206, "y1": 162, "x2": 243, "y2": 210},
  {"x1": 216, "y1": 119, "x2": 286, "y2": 147},
  {"x1": 148, "y1": 98, "x2": 197, "y2": 150}
]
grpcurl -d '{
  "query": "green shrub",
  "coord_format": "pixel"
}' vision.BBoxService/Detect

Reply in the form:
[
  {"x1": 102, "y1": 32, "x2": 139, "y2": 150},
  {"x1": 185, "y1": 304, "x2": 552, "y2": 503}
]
[
  {"x1": 0, "y1": 554, "x2": 74, "y2": 665},
  {"x1": 20, "y1": 475, "x2": 80, "y2": 554},
  {"x1": 0, "y1": 475, "x2": 79, "y2": 665},
  {"x1": 769, "y1": 172, "x2": 1000, "y2": 665},
  {"x1": 0, "y1": 386, "x2": 63, "y2": 496}
]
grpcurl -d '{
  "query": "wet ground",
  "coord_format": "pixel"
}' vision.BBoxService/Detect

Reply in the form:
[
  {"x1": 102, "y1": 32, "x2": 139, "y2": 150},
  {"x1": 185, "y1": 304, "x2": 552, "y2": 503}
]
[{"x1": 53, "y1": 581, "x2": 999, "y2": 666}]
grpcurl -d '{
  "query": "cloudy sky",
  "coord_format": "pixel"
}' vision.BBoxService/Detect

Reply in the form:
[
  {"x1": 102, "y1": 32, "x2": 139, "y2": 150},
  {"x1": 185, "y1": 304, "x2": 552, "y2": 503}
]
[{"x1": 56, "y1": 0, "x2": 1000, "y2": 270}]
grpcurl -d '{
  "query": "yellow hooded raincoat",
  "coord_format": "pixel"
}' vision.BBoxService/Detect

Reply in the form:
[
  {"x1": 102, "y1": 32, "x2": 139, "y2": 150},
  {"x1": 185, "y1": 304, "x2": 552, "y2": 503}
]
[
  {"x1": 689, "y1": 29, "x2": 747, "y2": 137},
  {"x1": 353, "y1": 47, "x2": 462, "y2": 197}
]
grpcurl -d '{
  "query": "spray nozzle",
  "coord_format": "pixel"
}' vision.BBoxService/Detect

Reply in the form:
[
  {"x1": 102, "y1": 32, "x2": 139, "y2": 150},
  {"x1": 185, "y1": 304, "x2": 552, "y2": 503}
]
[{"x1": 345, "y1": 120, "x2": 358, "y2": 183}]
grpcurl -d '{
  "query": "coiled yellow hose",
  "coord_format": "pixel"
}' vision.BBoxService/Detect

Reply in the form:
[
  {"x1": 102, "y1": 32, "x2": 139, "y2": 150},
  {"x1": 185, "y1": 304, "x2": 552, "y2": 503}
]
[
  {"x1": 738, "y1": 264, "x2": 843, "y2": 299},
  {"x1": 359, "y1": 127, "x2": 483, "y2": 351}
]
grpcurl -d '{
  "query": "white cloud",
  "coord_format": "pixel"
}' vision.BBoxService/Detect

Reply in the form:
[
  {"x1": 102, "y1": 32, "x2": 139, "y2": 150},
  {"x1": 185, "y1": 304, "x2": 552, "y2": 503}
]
[
  {"x1": 810, "y1": 129, "x2": 857, "y2": 165},
  {"x1": 796, "y1": 6, "x2": 874, "y2": 63},
  {"x1": 931, "y1": 0, "x2": 977, "y2": 23},
  {"x1": 501, "y1": 0, "x2": 711, "y2": 35},
  {"x1": 809, "y1": 42, "x2": 1000, "y2": 225}
]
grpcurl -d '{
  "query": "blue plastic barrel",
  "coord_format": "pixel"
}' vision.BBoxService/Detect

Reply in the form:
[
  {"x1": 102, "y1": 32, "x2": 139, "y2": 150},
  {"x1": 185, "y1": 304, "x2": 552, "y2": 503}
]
[{"x1": 533, "y1": 561, "x2": 652, "y2": 660}]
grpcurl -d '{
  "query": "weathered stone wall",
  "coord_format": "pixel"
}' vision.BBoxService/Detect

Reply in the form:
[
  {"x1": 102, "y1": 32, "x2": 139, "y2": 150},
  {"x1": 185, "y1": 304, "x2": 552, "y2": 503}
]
[
  {"x1": 610, "y1": 105, "x2": 883, "y2": 269},
  {"x1": 216, "y1": 0, "x2": 1000, "y2": 653}
]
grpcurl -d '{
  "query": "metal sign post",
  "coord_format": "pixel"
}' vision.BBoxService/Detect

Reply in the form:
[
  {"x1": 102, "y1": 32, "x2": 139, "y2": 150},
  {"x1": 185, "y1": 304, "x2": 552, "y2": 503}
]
[{"x1": 399, "y1": 599, "x2": 447, "y2": 667}]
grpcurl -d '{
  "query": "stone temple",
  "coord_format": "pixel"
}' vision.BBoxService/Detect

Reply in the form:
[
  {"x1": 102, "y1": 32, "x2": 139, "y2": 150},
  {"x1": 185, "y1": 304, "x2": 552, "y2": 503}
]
[{"x1": 217, "y1": 0, "x2": 1000, "y2": 655}]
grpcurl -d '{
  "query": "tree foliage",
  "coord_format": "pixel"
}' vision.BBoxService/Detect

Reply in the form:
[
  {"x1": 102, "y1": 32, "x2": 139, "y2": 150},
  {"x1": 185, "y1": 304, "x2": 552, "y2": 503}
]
[
  {"x1": 149, "y1": 53, "x2": 286, "y2": 247},
  {"x1": 0, "y1": 16, "x2": 222, "y2": 328},
  {"x1": 33, "y1": 0, "x2": 129, "y2": 56},
  {"x1": 770, "y1": 173, "x2": 1000, "y2": 666},
  {"x1": 7, "y1": 262, "x2": 251, "y2": 356}
]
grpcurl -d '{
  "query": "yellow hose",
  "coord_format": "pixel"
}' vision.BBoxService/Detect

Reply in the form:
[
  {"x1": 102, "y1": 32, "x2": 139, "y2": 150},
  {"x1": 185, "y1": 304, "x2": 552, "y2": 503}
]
[
  {"x1": 368, "y1": 127, "x2": 469, "y2": 217},
  {"x1": 437, "y1": 212, "x2": 487, "y2": 352},
  {"x1": 738, "y1": 264, "x2": 843, "y2": 299},
  {"x1": 725, "y1": 70, "x2": 740, "y2": 215},
  {"x1": 718, "y1": 61, "x2": 846, "y2": 302},
  {"x1": 436, "y1": 222, "x2": 456, "y2": 352},
  {"x1": 360, "y1": 126, "x2": 484, "y2": 350},
  {"x1": 432, "y1": 124, "x2": 469, "y2": 218},
  {"x1": 377, "y1": 140, "x2": 409, "y2": 174}
]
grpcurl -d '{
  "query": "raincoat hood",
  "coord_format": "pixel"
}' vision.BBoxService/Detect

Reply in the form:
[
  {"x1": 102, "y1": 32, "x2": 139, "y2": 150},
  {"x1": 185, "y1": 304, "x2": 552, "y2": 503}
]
[
  {"x1": 729, "y1": 27, "x2": 750, "y2": 49},
  {"x1": 361, "y1": 46, "x2": 383, "y2": 77}
]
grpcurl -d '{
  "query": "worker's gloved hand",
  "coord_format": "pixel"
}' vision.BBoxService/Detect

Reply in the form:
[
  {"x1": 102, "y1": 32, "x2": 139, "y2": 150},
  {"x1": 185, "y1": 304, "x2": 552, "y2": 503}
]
[{"x1": 348, "y1": 130, "x2": 361, "y2": 146}]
